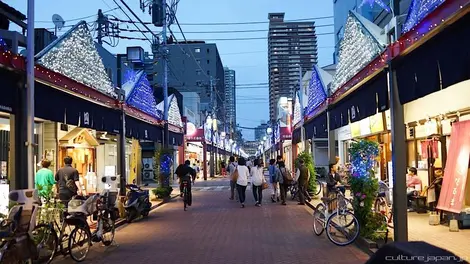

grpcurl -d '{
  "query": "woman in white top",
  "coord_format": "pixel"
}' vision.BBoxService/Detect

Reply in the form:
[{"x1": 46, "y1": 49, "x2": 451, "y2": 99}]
[
  {"x1": 235, "y1": 157, "x2": 250, "y2": 208},
  {"x1": 251, "y1": 159, "x2": 266, "y2": 206}
]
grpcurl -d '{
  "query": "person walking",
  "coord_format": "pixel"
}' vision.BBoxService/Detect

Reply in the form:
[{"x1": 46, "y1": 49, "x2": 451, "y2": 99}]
[
  {"x1": 35, "y1": 159, "x2": 56, "y2": 200},
  {"x1": 235, "y1": 157, "x2": 250, "y2": 208},
  {"x1": 55, "y1": 156, "x2": 82, "y2": 206},
  {"x1": 251, "y1": 159, "x2": 266, "y2": 207},
  {"x1": 277, "y1": 161, "x2": 290, "y2": 205},
  {"x1": 268, "y1": 159, "x2": 280, "y2": 203},
  {"x1": 297, "y1": 159, "x2": 309, "y2": 205},
  {"x1": 227, "y1": 156, "x2": 238, "y2": 200}
]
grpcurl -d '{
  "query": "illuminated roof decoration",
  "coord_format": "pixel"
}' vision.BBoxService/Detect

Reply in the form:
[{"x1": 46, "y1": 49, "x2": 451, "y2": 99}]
[
  {"x1": 157, "y1": 94, "x2": 183, "y2": 127},
  {"x1": 36, "y1": 21, "x2": 115, "y2": 97},
  {"x1": 360, "y1": 0, "x2": 391, "y2": 12},
  {"x1": 306, "y1": 65, "x2": 331, "y2": 117},
  {"x1": 402, "y1": 0, "x2": 446, "y2": 34},
  {"x1": 330, "y1": 11, "x2": 386, "y2": 94},
  {"x1": 293, "y1": 92, "x2": 301, "y2": 126},
  {"x1": 122, "y1": 70, "x2": 160, "y2": 119},
  {"x1": 0, "y1": 37, "x2": 7, "y2": 50}
]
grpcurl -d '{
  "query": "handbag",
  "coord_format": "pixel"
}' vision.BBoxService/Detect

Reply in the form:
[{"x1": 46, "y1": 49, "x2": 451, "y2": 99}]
[
  {"x1": 232, "y1": 167, "x2": 239, "y2": 182},
  {"x1": 262, "y1": 182, "x2": 269, "y2": 190}
]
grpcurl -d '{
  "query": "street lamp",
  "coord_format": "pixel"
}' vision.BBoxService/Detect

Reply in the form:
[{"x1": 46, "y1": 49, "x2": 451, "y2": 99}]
[
  {"x1": 266, "y1": 127, "x2": 273, "y2": 159},
  {"x1": 206, "y1": 115, "x2": 215, "y2": 178}
]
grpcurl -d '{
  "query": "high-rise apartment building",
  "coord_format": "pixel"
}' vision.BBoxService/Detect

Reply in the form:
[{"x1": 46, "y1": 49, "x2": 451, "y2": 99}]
[
  {"x1": 223, "y1": 67, "x2": 236, "y2": 132},
  {"x1": 268, "y1": 13, "x2": 318, "y2": 121}
]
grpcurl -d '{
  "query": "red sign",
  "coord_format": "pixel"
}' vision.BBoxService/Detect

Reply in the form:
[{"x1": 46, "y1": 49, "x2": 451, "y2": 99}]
[
  {"x1": 185, "y1": 128, "x2": 204, "y2": 142},
  {"x1": 280, "y1": 127, "x2": 292, "y2": 140},
  {"x1": 437, "y1": 120, "x2": 470, "y2": 214}
]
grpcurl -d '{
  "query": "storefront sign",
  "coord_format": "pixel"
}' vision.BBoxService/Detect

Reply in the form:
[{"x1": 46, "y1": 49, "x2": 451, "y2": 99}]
[
  {"x1": 437, "y1": 120, "x2": 470, "y2": 214},
  {"x1": 186, "y1": 128, "x2": 204, "y2": 142},
  {"x1": 350, "y1": 122, "x2": 361, "y2": 138},
  {"x1": 370, "y1": 114, "x2": 384, "y2": 133},
  {"x1": 360, "y1": 118, "x2": 371, "y2": 136},
  {"x1": 280, "y1": 127, "x2": 292, "y2": 140}
]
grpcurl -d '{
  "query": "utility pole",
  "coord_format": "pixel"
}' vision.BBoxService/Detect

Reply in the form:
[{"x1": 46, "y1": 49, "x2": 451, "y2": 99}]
[
  {"x1": 209, "y1": 77, "x2": 215, "y2": 178},
  {"x1": 26, "y1": 0, "x2": 35, "y2": 189},
  {"x1": 160, "y1": 0, "x2": 169, "y2": 148},
  {"x1": 97, "y1": 9, "x2": 105, "y2": 45}
]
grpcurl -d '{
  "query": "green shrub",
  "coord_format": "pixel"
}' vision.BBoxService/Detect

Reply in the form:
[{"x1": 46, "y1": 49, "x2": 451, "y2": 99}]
[
  {"x1": 295, "y1": 152, "x2": 317, "y2": 195},
  {"x1": 152, "y1": 186, "x2": 173, "y2": 198}
]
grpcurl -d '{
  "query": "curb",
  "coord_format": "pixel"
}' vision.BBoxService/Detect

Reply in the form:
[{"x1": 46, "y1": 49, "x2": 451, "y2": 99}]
[{"x1": 114, "y1": 194, "x2": 179, "y2": 229}]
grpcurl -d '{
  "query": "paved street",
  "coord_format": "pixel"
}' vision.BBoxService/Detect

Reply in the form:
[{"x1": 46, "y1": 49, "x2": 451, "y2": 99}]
[{"x1": 53, "y1": 179, "x2": 368, "y2": 264}]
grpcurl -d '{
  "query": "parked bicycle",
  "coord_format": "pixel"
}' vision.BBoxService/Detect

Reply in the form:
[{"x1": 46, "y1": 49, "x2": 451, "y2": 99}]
[
  {"x1": 0, "y1": 189, "x2": 40, "y2": 263},
  {"x1": 313, "y1": 186, "x2": 359, "y2": 246},
  {"x1": 374, "y1": 180, "x2": 393, "y2": 228}
]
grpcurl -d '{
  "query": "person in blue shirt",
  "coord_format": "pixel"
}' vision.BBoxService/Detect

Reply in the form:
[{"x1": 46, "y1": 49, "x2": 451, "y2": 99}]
[{"x1": 268, "y1": 159, "x2": 280, "y2": 203}]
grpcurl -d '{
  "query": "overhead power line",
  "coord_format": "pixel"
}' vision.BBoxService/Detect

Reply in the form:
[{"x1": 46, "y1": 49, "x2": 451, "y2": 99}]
[
  {"x1": 108, "y1": 15, "x2": 333, "y2": 25},
  {"x1": 117, "y1": 23, "x2": 333, "y2": 34},
  {"x1": 35, "y1": 8, "x2": 119, "y2": 23},
  {"x1": 114, "y1": 34, "x2": 336, "y2": 43}
]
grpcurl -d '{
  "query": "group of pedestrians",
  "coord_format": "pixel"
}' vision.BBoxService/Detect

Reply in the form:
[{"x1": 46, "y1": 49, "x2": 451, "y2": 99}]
[
  {"x1": 227, "y1": 156, "x2": 267, "y2": 208},
  {"x1": 268, "y1": 155, "x2": 310, "y2": 205}
]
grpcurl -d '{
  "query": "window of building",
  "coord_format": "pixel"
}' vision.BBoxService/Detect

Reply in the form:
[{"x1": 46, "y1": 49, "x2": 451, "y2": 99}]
[
  {"x1": 196, "y1": 59, "x2": 201, "y2": 64},
  {"x1": 207, "y1": 48, "x2": 210, "y2": 53},
  {"x1": 207, "y1": 70, "x2": 210, "y2": 75},
  {"x1": 207, "y1": 60, "x2": 210, "y2": 64},
  {"x1": 195, "y1": 48, "x2": 201, "y2": 53},
  {"x1": 196, "y1": 70, "x2": 202, "y2": 75}
]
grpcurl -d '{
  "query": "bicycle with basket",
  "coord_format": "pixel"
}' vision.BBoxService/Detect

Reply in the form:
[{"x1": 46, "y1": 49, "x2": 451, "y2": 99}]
[{"x1": 312, "y1": 185, "x2": 359, "y2": 246}]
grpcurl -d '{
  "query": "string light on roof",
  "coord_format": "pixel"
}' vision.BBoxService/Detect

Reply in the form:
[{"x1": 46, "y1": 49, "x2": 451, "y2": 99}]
[
  {"x1": 168, "y1": 96, "x2": 183, "y2": 127},
  {"x1": 126, "y1": 71, "x2": 160, "y2": 119},
  {"x1": 361, "y1": 0, "x2": 391, "y2": 12},
  {"x1": 330, "y1": 13, "x2": 383, "y2": 94},
  {"x1": 306, "y1": 66, "x2": 327, "y2": 117},
  {"x1": 402, "y1": 0, "x2": 446, "y2": 34},
  {"x1": 37, "y1": 22, "x2": 116, "y2": 97},
  {"x1": 293, "y1": 93, "x2": 301, "y2": 126}
]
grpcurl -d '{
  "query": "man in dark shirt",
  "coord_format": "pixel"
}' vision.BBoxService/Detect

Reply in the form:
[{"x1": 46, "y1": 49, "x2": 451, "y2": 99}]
[
  {"x1": 175, "y1": 160, "x2": 196, "y2": 204},
  {"x1": 55, "y1": 156, "x2": 82, "y2": 205},
  {"x1": 297, "y1": 159, "x2": 309, "y2": 205},
  {"x1": 327, "y1": 163, "x2": 345, "y2": 194}
]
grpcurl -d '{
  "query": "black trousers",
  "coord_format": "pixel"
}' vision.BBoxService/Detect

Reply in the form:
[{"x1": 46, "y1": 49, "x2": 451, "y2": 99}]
[
  {"x1": 236, "y1": 184, "x2": 247, "y2": 203},
  {"x1": 252, "y1": 185, "x2": 263, "y2": 204},
  {"x1": 298, "y1": 183, "x2": 306, "y2": 204},
  {"x1": 280, "y1": 183, "x2": 288, "y2": 202},
  {"x1": 180, "y1": 177, "x2": 192, "y2": 205}
]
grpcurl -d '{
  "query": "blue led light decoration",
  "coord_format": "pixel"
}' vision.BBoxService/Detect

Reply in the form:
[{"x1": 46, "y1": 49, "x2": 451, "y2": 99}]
[
  {"x1": 160, "y1": 154, "x2": 173, "y2": 187},
  {"x1": 0, "y1": 37, "x2": 7, "y2": 50},
  {"x1": 348, "y1": 140, "x2": 379, "y2": 178},
  {"x1": 123, "y1": 70, "x2": 160, "y2": 119},
  {"x1": 402, "y1": 0, "x2": 446, "y2": 34},
  {"x1": 306, "y1": 66, "x2": 327, "y2": 117}
]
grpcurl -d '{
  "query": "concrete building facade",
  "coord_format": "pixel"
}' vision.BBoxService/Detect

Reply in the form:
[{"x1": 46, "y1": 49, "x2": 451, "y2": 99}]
[
  {"x1": 153, "y1": 41, "x2": 225, "y2": 119},
  {"x1": 268, "y1": 13, "x2": 318, "y2": 121}
]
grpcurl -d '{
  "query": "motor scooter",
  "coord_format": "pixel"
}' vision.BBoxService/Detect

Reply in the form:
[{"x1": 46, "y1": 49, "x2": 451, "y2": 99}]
[{"x1": 124, "y1": 184, "x2": 151, "y2": 223}]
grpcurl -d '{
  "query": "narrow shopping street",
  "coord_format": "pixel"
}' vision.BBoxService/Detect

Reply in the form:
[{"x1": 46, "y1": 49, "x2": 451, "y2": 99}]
[{"x1": 53, "y1": 178, "x2": 368, "y2": 264}]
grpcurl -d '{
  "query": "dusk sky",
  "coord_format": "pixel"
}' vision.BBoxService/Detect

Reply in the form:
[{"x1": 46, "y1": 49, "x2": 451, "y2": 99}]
[{"x1": 11, "y1": 0, "x2": 334, "y2": 140}]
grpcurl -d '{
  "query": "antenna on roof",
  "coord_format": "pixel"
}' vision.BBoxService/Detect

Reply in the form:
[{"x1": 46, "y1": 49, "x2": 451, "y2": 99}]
[{"x1": 52, "y1": 14, "x2": 65, "y2": 36}]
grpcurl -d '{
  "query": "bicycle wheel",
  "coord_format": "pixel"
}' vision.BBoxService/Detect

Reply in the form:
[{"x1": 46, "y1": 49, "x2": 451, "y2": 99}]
[
  {"x1": 183, "y1": 187, "x2": 188, "y2": 211},
  {"x1": 313, "y1": 203, "x2": 326, "y2": 236},
  {"x1": 31, "y1": 223, "x2": 58, "y2": 264},
  {"x1": 68, "y1": 226, "x2": 91, "y2": 262},
  {"x1": 326, "y1": 211, "x2": 359, "y2": 246},
  {"x1": 101, "y1": 212, "x2": 115, "y2": 246},
  {"x1": 290, "y1": 186, "x2": 298, "y2": 200},
  {"x1": 314, "y1": 180, "x2": 322, "y2": 196}
]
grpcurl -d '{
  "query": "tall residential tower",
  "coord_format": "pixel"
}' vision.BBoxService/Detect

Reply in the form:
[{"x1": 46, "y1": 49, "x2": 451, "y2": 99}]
[
  {"x1": 268, "y1": 13, "x2": 318, "y2": 121},
  {"x1": 224, "y1": 67, "x2": 236, "y2": 133}
]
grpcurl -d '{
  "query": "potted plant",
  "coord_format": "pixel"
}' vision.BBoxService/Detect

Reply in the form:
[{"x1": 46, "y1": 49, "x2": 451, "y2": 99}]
[{"x1": 151, "y1": 186, "x2": 174, "y2": 199}]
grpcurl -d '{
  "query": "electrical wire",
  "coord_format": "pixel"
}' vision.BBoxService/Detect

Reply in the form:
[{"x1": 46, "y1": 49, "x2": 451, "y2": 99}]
[
  {"x1": 108, "y1": 15, "x2": 333, "y2": 25},
  {"x1": 35, "y1": 7, "x2": 119, "y2": 23},
  {"x1": 112, "y1": 0, "x2": 153, "y2": 44},
  {"x1": 117, "y1": 24, "x2": 333, "y2": 34}
]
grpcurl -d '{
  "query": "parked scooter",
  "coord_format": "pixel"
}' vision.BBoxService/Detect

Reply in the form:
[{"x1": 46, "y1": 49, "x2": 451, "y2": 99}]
[{"x1": 124, "y1": 184, "x2": 151, "y2": 223}]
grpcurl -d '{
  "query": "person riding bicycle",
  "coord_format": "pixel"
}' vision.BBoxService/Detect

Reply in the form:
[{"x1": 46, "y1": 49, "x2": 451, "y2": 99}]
[
  {"x1": 175, "y1": 160, "x2": 196, "y2": 205},
  {"x1": 326, "y1": 163, "x2": 345, "y2": 195}
]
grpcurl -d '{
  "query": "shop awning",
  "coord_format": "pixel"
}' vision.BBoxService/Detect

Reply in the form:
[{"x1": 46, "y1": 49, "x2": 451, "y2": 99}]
[
  {"x1": 35, "y1": 82, "x2": 121, "y2": 133},
  {"x1": 292, "y1": 127, "x2": 301, "y2": 145},
  {"x1": 169, "y1": 131, "x2": 184, "y2": 146},
  {"x1": 0, "y1": 68, "x2": 20, "y2": 113},
  {"x1": 305, "y1": 112, "x2": 328, "y2": 139},
  {"x1": 395, "y1": 10, "x2": 470, "y2": 105},
  {"x1": 125, "y1": 115, "x2": 162, "y2": 142},
  {"x1": 328, "y1": 70, "x2": 388, "y2": 131}
]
